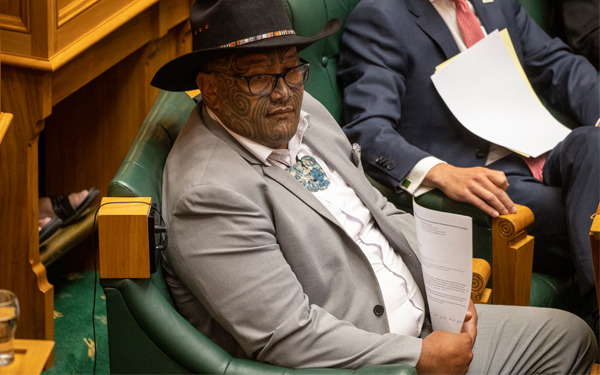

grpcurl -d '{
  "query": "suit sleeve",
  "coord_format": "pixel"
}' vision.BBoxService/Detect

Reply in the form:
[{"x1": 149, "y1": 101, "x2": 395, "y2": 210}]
[
  {"x1": 338, "y1": 4, "x2": 431, "y2": 190},
  {"x1": 166, "y1": 184, "x2": 423, "y2": 369},
  {"x1": 511, "y1": 0, "x2": 600, "y2": 126}
]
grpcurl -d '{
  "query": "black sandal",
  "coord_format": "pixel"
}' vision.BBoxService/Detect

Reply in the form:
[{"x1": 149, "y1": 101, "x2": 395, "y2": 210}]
[
  {"x1": 39, "y1": 216, "x2": 63, "y2": 243},
  {"x1": 49, "y1": 187, "x2": 99, "y2": 227}
]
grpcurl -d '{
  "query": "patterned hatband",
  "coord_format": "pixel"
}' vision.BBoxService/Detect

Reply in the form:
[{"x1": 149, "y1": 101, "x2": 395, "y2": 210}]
[{"x1": 219, "y1": 30, "x2": 296, "y2": 48}]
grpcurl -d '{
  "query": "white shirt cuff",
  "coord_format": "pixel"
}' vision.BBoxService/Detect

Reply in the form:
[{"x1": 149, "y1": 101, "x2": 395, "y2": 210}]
[
  {"x1": 399, "y1": 157, "x2": 445, "y2": 197},
  {"x1": 595, "y1": 118, "x2": 600, "y2": 127}
]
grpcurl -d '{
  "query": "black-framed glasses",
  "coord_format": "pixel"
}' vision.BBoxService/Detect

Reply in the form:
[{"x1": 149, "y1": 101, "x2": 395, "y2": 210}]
[{"x1": 212, "y1": 58, "x2": 310, "y2": 96}]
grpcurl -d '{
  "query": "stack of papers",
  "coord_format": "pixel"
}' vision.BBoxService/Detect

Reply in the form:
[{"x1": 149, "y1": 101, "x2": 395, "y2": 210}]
[{"x1": 431, "y1": 29, "x2": 570, "y2": 158}]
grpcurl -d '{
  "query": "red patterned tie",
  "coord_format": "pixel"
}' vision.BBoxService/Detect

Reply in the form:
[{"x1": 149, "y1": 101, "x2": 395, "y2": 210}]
[
  {"x1": 523, "y1": 152, "x2": 548, "y2": 181},
  {"x1": 451, "y1": 0, "x2": 485, "y2": 47}
]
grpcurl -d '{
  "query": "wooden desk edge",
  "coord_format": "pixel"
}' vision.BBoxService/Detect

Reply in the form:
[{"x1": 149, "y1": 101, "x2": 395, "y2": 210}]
[{"x1": 0, "y1": 339, "x2": 54, "y2": 375}]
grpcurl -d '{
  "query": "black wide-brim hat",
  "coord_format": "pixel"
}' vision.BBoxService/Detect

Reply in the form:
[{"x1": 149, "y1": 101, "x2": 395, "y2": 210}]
[{"x1": 151, "y1": 0, "x2": 341, "y2": 92}]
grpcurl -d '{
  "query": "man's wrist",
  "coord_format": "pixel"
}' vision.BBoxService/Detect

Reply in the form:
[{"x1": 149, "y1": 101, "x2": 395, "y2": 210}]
[{"x1": 400, "y1": 157, "x2": 446, "y2": 196}]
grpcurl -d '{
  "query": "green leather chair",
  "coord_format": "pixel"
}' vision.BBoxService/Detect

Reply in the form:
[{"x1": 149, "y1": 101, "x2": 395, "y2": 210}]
[
  {"x1": 101, "y1": 90, "x2": 416, "y2": 374},
  {"x1": 100, "y1": 1, "x2": 590, "y2": 373},
  {"x1": 282, "y1": 0, "x2": 582, "y2": 310}
]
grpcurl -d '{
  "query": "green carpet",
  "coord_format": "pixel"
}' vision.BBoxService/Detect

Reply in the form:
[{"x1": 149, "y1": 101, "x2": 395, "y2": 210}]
[{"x1": 43, "y1": 270, "x2": 109, "y2": 375}]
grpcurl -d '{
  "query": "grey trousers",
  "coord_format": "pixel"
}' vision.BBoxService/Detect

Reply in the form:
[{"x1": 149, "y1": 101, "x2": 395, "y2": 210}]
[{"x1": 468, "y1": 304, "x2": 597, "y2": 374}]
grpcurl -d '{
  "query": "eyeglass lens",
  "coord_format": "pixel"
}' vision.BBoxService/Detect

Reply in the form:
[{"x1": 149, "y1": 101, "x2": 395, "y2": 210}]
[{"x1": 248, "y1": 65, "x2": 309, "y2": 95}]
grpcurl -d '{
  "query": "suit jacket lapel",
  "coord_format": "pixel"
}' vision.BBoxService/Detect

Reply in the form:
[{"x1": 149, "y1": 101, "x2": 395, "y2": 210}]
[
  {"x1": 201, "y1": 106, "x2": 261, "y2": 166},
  {"x1": 200, "y1": 105, "x2": 343, "y2": 229},
  {"x1": 407, "y1": 0, "x2": 460, "y2": 59}
]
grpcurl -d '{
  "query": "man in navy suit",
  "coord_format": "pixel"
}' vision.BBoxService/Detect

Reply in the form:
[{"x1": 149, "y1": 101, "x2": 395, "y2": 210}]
[{"x1": 338, "y1": 0, "x2": 600, "y2": 303}]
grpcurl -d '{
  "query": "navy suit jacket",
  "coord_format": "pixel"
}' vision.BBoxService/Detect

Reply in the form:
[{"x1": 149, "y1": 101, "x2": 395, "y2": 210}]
[{"x1": 338, "y1": 0, "x2": 600, "y2": 190}]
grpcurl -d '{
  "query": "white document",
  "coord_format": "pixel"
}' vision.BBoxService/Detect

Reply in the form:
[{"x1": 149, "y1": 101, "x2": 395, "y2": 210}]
[
  {"x1": 431, "y1": 30, "x2": 570, "y2": 158},
  {"x1": 413, "y1": 200, "x2": 472, "y2": 333}
]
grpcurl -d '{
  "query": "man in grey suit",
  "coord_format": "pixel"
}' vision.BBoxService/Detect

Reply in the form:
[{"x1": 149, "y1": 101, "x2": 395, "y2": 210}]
[{"x1": 150, "y1": 0, "x2": 597, "y2": 373}]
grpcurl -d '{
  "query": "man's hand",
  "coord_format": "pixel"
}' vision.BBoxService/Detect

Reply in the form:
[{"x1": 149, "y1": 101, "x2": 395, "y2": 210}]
[
  {"x1": 415, "y1": 330, "x2": 474, "y2": 374},
  {"x1": 415, "y1": 301, "x2": 478, "y2": 374},
  {"x1": 423, "y1": 164, "x2": 517, "y2": 217},
  {"x1": 461, "y1": 299, "x2": 478, "y2": 346}
]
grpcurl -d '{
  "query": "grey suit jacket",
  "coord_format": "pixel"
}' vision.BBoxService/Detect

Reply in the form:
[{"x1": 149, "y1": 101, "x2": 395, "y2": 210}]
[{"x1": 162, "y1": 92, "x2": 431, "y2": 369}]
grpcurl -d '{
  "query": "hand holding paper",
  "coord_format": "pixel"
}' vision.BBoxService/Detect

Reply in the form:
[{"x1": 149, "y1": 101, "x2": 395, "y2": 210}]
[
  {"x1": 416, "y1": 330, "x2": 474, "y2": 374},
  {"x1": 461, "y1": 299, "x2": 478, "y2": 344}
]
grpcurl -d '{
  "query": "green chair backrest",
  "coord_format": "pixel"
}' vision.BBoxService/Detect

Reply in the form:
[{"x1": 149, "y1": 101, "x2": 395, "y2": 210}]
[
  {"x1": 108, "y1": 90, "x2": 195, "y2": 206},
  {"x1": 519, "y1": 0, "x2": 554, "y2": 34},
  {"x1": 283, "y1": 0, "x2": 361, "y2": 123},
  {"x1": 108, "y1": 90, "x2": 196, "y2": 301}
]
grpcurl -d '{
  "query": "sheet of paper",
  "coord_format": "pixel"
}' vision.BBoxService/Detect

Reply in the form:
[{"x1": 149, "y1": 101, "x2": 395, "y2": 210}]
[
  {"x1": 413, "y1": 200, "x2": 472, "y2": 333},
  {"x1": 437, "y1": 29, "x2": 538, "y2": 103},
  {"x1": 431, "y1": 29, "x2": 570, "y2": 157},
  {"x1": 497, "y1": 29, "x2": 539, "y2": 102}
]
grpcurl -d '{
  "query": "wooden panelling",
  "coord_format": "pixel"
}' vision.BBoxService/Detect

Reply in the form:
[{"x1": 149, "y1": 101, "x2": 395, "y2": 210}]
[
  {"x1": 31, "y1": 1, "x2": 54, "y2": 59},
  {"x1": 0, "y1": 0, "x2": 191, "y2": 345},
  {"x1": 51, "y1": 6, "x2": 155, "y2": 104},
  {"x1": 57, "y1": 0, "x2": 99, "y2": 28},
  {"x1": 0, "y1": 29, "x2": 32, "y2": 57},
  {"x1": 45, "y1": 47, "x2": 153, "y2": 199},
  {"x1": 0, "y1": 14, "x2": 28, "y2": 33},
  {"x1": 0, "y1": 0, "x2": 25, "y2": 18},
  {"x1": 156, "y1": 0, "x2": 191, "y2": 37},
  {"x1": 55, "y1": 0, "x2": 153, "y2": 51},
  {"x1": 0, "y1": 113, "x2": 13, "y2": 144},
  {"x1": 45, "y1": 24, "x2": 186, "y2": 198},
  {"x1": 3, "y1": 0, "x2": 154, "y2": 70},
  {"x1": 1, "y1": 65, "x2": 54, "y2": 343},
  {"x1": 0, "y1": 0, "x2": 29, "y2": 32},
  {"x1": 0, "y1": 0, "x2": 158, "y2": 60}
]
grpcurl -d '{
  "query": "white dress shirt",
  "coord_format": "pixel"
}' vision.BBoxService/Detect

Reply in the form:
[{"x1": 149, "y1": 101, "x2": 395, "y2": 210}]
[{"x1": 208, "y1": 108, "x2": 426, "y2": 336}]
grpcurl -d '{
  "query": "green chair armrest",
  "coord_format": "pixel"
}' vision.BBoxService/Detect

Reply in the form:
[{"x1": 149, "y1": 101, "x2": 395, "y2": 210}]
[
  {"x1": 225, "y1": 360, "x2": 416, "y2": 375},
  {"x1": 529, "y1": 272, "x2": 576, "y2": 308},
  {"x1": 366, "y1": 176, "x2": 490, "y2": 225},
  {"x1": 367, "y1": 176, "x2": 493, "y2": 263},
  {"x1": 101, "y1": 277, "x2": 415, "y2": 374}
]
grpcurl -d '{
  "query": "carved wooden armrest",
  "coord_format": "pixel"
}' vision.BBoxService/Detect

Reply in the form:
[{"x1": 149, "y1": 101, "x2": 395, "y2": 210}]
[
  {"x1": 472, "y1": 258, "x2": 492, "y2": 304},
  {"x1": 492, "y1": 204, "x2": 535, "y2": 305},
  {"x1": 590, "y1": 204, "x2": 599, "y2": 312}
]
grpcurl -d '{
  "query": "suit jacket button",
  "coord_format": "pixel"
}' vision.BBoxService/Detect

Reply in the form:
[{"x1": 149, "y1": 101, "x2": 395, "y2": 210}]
[
  {"x1": 475, "y1": 148, "x2": 486, "y2": 158},
  {"x1": 373, "y1": 305, "x2": 385, "y2": 316},
  {"x1": 386, "y1": 162, "x2": 395, "y2": 170}
]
